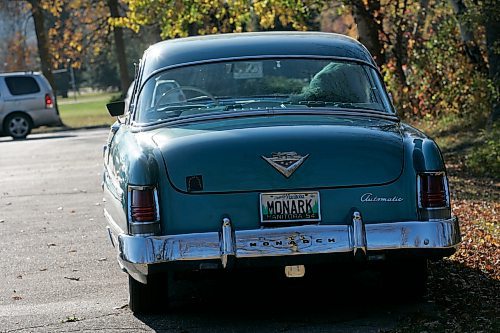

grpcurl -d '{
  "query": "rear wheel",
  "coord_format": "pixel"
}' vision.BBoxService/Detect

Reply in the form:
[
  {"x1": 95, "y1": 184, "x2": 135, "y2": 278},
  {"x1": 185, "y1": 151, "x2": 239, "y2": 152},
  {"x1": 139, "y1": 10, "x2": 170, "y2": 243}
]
[
  {"x1": 5, "y1": 113, "x2": 32, "y2": 139},
  {"x1": 382, "y1": 258, "x2": 428, "y2": 300},
  {"x1": 128, "y1": 273, "x2": 169, "y2": 314}
]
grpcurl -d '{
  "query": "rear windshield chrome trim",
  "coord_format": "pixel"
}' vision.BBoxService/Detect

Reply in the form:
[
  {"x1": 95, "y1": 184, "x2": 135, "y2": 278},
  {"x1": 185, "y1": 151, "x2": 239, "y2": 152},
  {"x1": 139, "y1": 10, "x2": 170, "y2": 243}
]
[{"x1": 130, "y1": 109, "x2": 399, "y2": 132}]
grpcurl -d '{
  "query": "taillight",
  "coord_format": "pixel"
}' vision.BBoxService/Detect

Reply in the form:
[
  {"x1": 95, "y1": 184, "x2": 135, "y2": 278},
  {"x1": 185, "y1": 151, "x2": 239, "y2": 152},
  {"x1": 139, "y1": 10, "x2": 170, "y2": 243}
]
[
  {"x1": 45, "y1": 94, "x2": 53, "y2": 108},
  {"x1": 130, "y1": 188, "x2": 157, "y2": 221},
  {"x1": 128, "y1": 186, "x2": 160, "y2": 235},
  {"x1": 417, "y1": 172, "x2": 451, "y2": 221},
  {"x1": 418, "y1": 173, "x2": 449, "y2": 208}
]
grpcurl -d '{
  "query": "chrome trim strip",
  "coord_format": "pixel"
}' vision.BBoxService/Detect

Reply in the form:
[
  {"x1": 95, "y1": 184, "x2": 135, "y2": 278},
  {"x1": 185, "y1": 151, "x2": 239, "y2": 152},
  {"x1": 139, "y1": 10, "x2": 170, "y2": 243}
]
[
  {"x1": 117, "y1": 218, "x2": 460, "y2": 266},
  {"x1": 128, "y1": 185, "x2": 156, "y2": 191},
  {"x1": 130, "y1": 109, "x2": 399, "y2": 131},
  {"x1": 103, "y1": 208, "x2": 125, "y2": 235},
  {"x1": 104, "y1": 167, "x2": 124, "y2": 199}
]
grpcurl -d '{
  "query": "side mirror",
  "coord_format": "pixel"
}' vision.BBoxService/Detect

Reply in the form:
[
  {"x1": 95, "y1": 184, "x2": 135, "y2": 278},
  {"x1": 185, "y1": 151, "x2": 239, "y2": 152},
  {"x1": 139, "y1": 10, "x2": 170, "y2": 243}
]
[{"x1": 106, "y1": 101, "x2": 125, "y2": 117}]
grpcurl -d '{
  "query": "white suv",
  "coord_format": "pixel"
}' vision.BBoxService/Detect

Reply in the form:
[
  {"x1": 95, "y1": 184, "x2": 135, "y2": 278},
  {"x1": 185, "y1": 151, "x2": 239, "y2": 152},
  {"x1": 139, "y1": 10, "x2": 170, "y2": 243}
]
[{"x1": 0, "y1": 72, "x2": 61, "y2": 139}]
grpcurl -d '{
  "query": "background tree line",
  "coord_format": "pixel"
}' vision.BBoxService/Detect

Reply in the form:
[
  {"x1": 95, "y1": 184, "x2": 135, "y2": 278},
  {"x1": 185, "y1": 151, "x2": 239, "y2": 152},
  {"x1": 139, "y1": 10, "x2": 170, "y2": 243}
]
[{"x1": 1, "y1": 0, "x2": 498, "y2": 127}]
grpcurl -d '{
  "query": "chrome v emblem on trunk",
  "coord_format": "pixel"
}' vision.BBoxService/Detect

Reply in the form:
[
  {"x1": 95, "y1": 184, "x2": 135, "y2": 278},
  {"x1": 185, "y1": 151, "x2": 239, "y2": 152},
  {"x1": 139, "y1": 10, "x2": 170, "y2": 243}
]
[{"x1": 262, "y1": 152, "x2": 309, "y2": 178}]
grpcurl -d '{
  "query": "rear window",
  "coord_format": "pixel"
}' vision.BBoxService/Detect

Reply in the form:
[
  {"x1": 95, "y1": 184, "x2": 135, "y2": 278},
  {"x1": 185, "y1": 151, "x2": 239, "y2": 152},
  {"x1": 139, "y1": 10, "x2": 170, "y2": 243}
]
[{"x1": 5, "y1": 76, "x2": 40, "y2": 95}]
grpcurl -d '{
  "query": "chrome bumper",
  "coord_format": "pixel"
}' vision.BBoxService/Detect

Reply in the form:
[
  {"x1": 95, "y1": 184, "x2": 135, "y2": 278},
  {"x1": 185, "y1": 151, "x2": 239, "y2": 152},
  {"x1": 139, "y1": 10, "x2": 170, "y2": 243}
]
[{"x1": 116, "y1": 215, "x2": 460, "y2": 269}]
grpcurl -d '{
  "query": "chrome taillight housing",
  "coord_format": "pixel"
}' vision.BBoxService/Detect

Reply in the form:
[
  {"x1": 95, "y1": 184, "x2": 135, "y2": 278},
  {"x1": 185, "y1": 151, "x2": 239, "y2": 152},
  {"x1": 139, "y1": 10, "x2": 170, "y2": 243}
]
[
  {"x1": 417, "y1": 172, "x2": 451, "y2": 220},
  {"x1": 128, "y1": 185, "x2": 160, "y2": 235}
]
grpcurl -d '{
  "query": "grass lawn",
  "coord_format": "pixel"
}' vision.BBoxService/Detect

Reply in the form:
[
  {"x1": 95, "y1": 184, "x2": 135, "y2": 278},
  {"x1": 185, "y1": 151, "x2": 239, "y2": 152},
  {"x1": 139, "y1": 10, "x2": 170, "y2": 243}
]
[{"x1": 57, "y1": 92, "x2": 118, "y2": 128}]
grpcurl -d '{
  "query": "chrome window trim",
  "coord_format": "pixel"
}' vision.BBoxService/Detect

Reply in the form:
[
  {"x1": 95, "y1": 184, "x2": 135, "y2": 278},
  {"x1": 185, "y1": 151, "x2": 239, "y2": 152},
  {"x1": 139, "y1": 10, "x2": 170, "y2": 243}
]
[{"x1": 129, "y1": 109, "x2": 399, "y2": 131}]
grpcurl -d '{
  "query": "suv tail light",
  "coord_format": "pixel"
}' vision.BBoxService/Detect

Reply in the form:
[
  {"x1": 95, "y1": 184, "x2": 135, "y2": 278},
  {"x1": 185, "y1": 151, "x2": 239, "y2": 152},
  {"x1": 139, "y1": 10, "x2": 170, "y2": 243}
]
[
  {"x1": 128, "y1": 186, "x2": 160, "y2": 235},
  {"x1": 417, "y1": 172, "x2": 451, "y2": 220},
  {"x1": 45, "y1": 94, "x2": 53, "y2": 108}
]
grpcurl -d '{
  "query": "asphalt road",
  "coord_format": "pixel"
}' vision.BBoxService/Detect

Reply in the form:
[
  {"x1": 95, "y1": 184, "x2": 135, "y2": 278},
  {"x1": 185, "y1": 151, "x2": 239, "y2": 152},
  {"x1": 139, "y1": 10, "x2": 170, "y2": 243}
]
[{"x1": 0, "y1": 129, "x2": 432, "y2": 332}]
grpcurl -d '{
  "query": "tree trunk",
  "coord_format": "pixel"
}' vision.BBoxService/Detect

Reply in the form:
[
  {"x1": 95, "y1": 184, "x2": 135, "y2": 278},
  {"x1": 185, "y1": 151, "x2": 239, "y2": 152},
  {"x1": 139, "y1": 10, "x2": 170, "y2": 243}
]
[
  {"x1": 27, "y1": 0, "x2": 56, "y2": 92},
  {"x1": 107, "y1": 0, "x2": 131, "y2": 94},
  {"x1": 413, "y1": 0, "x2": 429, "y2": 42},
  {"x1": 351, "y1": 0, "x2": 385, "y2": 67},
  {"x1": 484, "y1": 2, "x2": 499, "y2": 125},
  {"x1": 448, "y1": 0, "x2": 488, "y2": 73}
]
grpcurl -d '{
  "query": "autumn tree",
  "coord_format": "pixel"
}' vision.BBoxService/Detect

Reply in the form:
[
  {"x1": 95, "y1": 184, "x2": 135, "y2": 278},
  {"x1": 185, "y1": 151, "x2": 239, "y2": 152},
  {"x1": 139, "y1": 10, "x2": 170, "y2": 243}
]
[
  {"x1": 45, "y1": 0, "x2": 132, "y2": 93},
  {"x1": 108, "y1": 0, "x2": 131, "y2": 92},
  {"x1": 448, "y1": 0, "x2": 488, "y2": 72},
  {"x1": 26, "y1": 0, "x2": 56, "y2": 92},
  {"x1": 115, "y1": 0, "x2": 323, "y2": 38},
  {"x1": 349, "y1": 0, "x2": 385, "y2": 67},
  {"x1": 0, "y1": 2, "x2": 38, "y2": 72}
]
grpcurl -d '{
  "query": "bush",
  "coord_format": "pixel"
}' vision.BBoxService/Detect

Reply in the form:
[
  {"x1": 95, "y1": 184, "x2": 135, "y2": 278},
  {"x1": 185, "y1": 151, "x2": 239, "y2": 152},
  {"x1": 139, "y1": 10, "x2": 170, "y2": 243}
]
[{"x1": 466, "y1": 125, "x2": 500, "y2": 179}]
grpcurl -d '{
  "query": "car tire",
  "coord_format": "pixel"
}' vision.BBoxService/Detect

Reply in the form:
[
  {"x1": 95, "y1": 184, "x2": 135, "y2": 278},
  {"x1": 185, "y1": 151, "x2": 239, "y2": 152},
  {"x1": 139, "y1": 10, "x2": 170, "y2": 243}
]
[
  {"x1": 382, "y1": 258, "x2": 428, "y2": 301},
  {"x1": 4, "y1": 113, "x2": 32, "y2": 139},
  {"x1": 128, "y1": 274, "x2": 169, "y2": 314}
]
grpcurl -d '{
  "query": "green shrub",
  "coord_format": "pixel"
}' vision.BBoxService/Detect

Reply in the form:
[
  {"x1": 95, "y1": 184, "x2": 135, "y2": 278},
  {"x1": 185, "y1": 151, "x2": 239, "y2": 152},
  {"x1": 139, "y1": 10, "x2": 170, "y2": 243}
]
[{"x1": 466, "y1": 125, "x2": 500, "y2": 178}]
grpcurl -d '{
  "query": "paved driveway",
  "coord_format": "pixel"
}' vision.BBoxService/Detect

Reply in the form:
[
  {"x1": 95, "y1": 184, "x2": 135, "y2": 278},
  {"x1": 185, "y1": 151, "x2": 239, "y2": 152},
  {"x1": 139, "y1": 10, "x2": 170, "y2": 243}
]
[{"x1": 0, "y1": 129, "x2": 428, "y2": 332}]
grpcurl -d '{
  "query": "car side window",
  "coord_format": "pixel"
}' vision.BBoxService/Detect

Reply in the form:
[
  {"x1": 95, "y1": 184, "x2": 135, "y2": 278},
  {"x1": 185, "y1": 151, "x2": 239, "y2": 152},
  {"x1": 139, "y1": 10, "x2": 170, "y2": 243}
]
[{"x1": 5, "y1": 76, "x2": 41, "y2": 95}]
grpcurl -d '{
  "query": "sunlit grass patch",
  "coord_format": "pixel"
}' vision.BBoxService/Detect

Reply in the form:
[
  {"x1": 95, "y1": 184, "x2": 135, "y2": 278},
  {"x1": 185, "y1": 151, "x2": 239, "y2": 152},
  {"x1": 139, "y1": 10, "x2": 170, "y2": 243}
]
[{"x1": 58, "y1": 92, "x2": 118, "y2": 128}]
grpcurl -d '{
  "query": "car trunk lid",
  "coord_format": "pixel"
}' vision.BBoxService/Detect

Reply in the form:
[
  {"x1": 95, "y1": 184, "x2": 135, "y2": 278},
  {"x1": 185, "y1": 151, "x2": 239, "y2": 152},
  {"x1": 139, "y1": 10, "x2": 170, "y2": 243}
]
[{"x1": 152, "y1": 115, "x2": 403, "y2": 193}]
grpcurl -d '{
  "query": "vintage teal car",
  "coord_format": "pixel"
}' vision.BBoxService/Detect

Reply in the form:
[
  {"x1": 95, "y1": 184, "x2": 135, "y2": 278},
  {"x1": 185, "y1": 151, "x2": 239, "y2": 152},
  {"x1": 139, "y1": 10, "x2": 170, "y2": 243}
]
[{"x1": 103, "y1": 32, "x2": 460, "y2": 313}]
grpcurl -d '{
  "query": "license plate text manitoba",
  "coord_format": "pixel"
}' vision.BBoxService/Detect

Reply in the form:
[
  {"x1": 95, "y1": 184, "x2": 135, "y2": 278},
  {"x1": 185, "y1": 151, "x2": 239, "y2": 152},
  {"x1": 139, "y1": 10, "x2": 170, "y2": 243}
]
[{"x1": 260, "y1": 192, "x2": 320, "y2": 223}]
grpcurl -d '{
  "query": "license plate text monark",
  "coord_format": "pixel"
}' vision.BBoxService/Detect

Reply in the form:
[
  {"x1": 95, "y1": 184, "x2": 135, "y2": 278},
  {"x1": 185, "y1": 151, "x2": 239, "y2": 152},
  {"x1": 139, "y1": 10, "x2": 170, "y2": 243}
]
[{"x1": 261, "y1": 192, "x2": 320, "y2": 222}]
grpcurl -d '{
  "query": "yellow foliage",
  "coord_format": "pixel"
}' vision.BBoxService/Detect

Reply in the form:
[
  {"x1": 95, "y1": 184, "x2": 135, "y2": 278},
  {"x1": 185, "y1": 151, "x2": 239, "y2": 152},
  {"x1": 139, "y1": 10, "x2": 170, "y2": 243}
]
[{"x1": 119, "y1": 0, "x2": 321, "y2": 38}]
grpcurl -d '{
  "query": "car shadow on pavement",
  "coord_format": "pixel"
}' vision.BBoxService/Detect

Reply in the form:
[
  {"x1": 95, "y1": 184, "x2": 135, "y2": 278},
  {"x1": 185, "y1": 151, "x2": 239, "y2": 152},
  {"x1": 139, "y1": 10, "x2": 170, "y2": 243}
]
[
  {"x1": 0, "y1": 134, "x2": 76, "y2": 143},
  {"x1": 133, "y1": 260, "x2": 499, "y2": 332},
  {"x1": 133, "y1": 265, "x2": 434, "y2": 332}
]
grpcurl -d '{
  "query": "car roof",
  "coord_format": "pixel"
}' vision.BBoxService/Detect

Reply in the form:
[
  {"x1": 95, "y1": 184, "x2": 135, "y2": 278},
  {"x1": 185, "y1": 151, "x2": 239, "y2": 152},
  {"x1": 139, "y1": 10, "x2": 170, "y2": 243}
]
[
  {"x1": 0, "y1": 71, "x2": 42, "y2": 78},
  {"x1": 141, "y1": 32, "x2": 376, "y2": 82}
]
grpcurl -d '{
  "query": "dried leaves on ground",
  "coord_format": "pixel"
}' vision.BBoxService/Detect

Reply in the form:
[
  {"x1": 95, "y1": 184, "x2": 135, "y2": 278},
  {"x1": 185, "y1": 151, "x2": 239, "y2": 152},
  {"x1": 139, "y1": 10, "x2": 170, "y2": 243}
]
[{"x1": 395, "y1": 147, "x2": 499, "y2": 332}]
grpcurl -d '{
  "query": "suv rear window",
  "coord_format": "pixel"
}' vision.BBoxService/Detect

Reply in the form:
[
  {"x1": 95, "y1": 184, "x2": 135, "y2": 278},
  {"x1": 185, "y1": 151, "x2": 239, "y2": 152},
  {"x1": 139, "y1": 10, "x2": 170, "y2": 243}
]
[{"x1": 5, "y1": 76, "x2": 40, "y2": 95}]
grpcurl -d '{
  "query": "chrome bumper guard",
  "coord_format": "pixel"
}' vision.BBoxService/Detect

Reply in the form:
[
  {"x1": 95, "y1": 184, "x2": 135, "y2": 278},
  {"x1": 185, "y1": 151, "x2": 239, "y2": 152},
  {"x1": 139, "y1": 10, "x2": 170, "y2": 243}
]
[{"x1": 117, "y1": 213, "x2": 460, "y2": 268}]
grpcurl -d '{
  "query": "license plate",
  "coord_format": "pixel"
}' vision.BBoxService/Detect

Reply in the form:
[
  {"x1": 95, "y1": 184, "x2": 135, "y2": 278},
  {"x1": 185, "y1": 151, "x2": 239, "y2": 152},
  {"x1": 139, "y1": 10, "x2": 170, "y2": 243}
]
[{"x1": 260, "y1": 191, "x2": 321, "y2": 223}]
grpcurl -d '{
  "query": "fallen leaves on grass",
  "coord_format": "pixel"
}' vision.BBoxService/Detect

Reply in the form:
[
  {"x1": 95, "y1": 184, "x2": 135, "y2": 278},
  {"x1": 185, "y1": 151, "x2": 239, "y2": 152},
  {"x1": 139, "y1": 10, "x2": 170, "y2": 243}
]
[
  {"x1": 425, "y1": 179, "x2": 500, "y2": 332},
  {"x1": 452, "y1": 199, "x2": 500, "y2": 279},
  {"x1": 393, "y1": 154, "x2": 499, "y2": 332}
]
